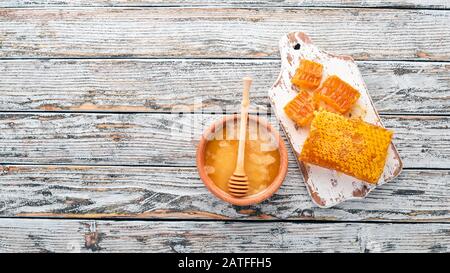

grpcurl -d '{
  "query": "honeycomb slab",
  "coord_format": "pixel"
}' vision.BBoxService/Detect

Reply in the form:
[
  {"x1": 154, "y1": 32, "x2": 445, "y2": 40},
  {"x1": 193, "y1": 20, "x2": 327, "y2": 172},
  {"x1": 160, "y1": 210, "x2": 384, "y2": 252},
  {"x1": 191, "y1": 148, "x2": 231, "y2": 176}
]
[{"x1": 299, "y1": 111, "x2": 393, "y2": 184}]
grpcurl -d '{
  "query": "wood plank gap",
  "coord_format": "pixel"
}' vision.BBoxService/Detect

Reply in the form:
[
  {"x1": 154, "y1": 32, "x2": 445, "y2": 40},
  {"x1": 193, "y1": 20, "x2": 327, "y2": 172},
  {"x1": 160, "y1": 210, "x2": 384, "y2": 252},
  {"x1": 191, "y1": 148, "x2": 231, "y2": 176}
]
[
  {"x1": 1, "y1": 215, "x2": 448, "y2": 225},
  {"x1": 0, "y1": 162, "x2": 448, "y2": 171},
  {"x1": 377, "y1": 113, "x2": 450, "y2": 117},
  {"x1": 0, "y1": 111, "x2": 449, "y2": 117},
  {"x1": 0, "y1": 5, "x2": 449, "y2": 11},
  {"x1": 0, "y1": 162, "x2": 199, "y2": 168},
  {"x1": 0, "y1": 57, "x2": 449, "y2": 63}
]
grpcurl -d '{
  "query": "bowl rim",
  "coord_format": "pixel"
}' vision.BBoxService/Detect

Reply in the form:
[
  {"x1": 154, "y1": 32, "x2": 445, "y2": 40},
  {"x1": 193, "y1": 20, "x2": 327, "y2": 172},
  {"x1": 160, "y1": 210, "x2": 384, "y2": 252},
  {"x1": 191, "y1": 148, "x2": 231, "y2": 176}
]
[{"x1": 196, "y1": 114, "x2": 288, "y2": 206}]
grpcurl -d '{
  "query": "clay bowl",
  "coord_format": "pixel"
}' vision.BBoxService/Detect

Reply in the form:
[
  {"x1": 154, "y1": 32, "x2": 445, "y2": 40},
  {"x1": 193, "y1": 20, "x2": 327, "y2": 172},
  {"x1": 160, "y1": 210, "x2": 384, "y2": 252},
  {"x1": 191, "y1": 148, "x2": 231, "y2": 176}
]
[{"x1": 196, "y1": 114, "x2": 288, "y2": 206}]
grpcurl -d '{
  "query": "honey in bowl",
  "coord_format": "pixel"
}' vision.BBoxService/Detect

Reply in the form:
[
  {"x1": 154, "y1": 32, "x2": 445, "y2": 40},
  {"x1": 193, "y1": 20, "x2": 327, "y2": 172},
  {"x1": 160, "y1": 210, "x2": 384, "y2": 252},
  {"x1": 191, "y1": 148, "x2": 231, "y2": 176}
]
[{"x1": 204, "y1": 118, "x2": 281, "y2": 196}]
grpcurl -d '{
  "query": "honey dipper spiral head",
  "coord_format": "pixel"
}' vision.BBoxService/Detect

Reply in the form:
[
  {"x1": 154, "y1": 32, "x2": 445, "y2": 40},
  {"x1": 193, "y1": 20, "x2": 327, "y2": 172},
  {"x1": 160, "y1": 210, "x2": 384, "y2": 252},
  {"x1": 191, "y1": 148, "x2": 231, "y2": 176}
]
[{"x1": 228, "y1": 173, "x2": 249, "y2": 197}]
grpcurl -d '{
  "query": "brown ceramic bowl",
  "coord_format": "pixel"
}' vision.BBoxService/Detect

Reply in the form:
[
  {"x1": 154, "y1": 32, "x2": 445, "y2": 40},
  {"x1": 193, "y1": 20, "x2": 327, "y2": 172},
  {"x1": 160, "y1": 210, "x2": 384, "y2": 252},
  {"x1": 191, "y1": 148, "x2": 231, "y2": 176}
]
[{"x1": 196, "y1": 114, "x2": 288, "y2": 206}]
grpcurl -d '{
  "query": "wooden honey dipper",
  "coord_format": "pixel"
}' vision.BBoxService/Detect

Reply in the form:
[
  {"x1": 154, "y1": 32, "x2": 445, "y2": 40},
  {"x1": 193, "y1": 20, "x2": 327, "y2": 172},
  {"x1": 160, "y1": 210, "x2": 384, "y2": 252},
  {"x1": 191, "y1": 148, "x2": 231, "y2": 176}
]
[{"x1": 228, "y1": 77, "x2": 252, "y2": 197}]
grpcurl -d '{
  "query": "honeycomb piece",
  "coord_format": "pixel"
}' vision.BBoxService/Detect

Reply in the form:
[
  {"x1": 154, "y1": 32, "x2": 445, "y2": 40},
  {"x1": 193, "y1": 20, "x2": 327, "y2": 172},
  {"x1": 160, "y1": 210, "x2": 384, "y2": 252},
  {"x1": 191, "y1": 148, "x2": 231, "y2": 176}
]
[
  {"x1": 291, "y1": 60, "x2": 323, "y2": 90},
  {"x1": 299, "y1": 111, "x2": 393, "y2": 184},
  {"x1": 284, "y1": 90, "x2": 315, "y2": 127},
  {"x1": 315, "y1": 75, "x2": 360, "y2": 114}
]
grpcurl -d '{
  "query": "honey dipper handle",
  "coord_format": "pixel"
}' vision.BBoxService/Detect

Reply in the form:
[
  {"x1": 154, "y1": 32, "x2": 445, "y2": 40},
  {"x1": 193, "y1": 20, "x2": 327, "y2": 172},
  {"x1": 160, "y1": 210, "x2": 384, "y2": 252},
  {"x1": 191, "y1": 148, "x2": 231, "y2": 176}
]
[{"x1": 235, "y1": 77, "x2": 252, "y2": 175}]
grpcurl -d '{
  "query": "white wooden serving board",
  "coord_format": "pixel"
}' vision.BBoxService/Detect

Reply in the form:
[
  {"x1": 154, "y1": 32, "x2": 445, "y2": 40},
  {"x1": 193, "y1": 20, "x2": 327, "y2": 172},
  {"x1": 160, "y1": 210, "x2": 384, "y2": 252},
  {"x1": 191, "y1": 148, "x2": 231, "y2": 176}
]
[{"x1": 269, "y1": 32, "x2": 403, "y2": 208}]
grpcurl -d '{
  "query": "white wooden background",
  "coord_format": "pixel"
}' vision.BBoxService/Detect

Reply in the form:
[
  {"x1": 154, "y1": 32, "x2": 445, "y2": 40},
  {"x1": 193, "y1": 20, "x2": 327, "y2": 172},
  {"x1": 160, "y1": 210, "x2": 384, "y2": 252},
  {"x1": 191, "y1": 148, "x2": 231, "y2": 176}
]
[{"x1": 0, "y1": 0, "x2": 448, "y2": 253}]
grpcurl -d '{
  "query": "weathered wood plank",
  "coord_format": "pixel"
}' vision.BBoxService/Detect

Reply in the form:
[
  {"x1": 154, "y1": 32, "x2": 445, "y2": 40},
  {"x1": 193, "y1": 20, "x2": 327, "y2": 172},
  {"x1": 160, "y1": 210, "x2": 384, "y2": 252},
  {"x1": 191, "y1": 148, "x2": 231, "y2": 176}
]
[
  {"x1": 0, "y1": 60, "x2": 448, "y2": 114},
  {"x1": 0, "y1": 113, "x2": 447, "y2": 168},
  {"x1": 0, "y1": 165, "x2": 448, "y2": 222},
  {"x1": 0, "y1": 8, "x2": 448, "y2": 60},
  {"x1": 0, "y1": 218, "x2": 448, "y2": 252},
  {"x1": 1, "y1": 0, "x2": 448, "y2": 9}
]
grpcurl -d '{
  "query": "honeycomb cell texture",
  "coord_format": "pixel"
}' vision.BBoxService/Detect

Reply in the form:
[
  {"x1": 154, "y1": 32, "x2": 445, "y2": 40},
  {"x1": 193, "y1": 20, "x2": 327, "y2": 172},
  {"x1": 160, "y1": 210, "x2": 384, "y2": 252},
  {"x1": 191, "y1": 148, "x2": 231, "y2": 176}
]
[
  {"x1": 315, "y1": 75, "x2": 360, "y2": 113},
  {"x1": 299, "y1": 111, "x2": 393, "y2": 184},
  {"x1": 291, "y1": 60, "x2": 323, "y2": 90},
  {"x1": 284, "y1": 90, "x2": 315, "y2": 127}
]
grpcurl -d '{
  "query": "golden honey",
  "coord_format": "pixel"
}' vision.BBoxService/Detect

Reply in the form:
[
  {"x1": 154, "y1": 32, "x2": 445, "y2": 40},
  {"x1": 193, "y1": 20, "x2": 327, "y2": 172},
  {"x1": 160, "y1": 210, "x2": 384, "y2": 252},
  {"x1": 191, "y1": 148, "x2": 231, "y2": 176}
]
[{"x1": 204, "y1": 120, "x2": 281, "y2": 195}]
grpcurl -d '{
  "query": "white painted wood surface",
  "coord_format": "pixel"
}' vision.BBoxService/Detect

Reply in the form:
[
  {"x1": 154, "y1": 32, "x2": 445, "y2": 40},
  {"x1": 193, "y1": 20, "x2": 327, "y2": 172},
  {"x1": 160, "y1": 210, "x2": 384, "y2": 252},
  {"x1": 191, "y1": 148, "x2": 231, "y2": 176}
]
[
  {"x1": 0, "y1": 8, "x2": 448, "y2": 60},
  {"x1": 0, "y1": 60, "x2": 448, "y2": 114},
  {"x1": 0, "y1": 218, "x2": 448, "y2": 252},
  {"x1": 1, "y1": 0, "x2": 449, "y2": 8},
  {"x1": 0, "y1": 165, "x2": 448, "y2": 222},
  {"x1": 0, "y1": 113, "x2": 447, "y2": 168},
  {"x1": 0, "y1": 3, "x2": 448, "y2": 252}
]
